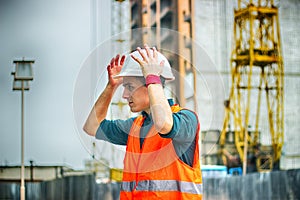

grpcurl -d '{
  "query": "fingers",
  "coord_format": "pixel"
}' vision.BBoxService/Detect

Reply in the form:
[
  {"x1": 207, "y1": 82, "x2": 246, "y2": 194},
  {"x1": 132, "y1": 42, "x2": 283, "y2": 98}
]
[
  {"x1": 110, "y1": 57, "x2": 115, "y2": 68},
  {"x1": 115, "y1": 54, "x2": 120, "y2": 66},
  {"x1": 120, "y1": 55, "x2": 126, "y2": 66},
  {"x1": 108, "y1": 54, "x2": 124, "y2": 69},
  {"x1": 136, "y1": 47, "x2": 148, "y2": 62},
  {"x1": 107, "y1": 64, "x2": 113, "y2": 76},
  {"x1": 106, "y1": 64, "x2": 111, "y2": 73},
  {"x1": 107, "y1": 54, "x2": 125, "y2": 76},
  {"x1": 144, "y1": 44, "x2": 158, "y2": 59},
  {"x1": 131, "y1": 54, "x2": 142, "y2": 65},
  {"x1": 134, "y1": 44, "x2": 158, "y2": 63},
  {"x1": 108, "y1": 44, "x2": 158, "y2": 74},
  {"x1": 144, "y1": 44, "x2": 151, "y2": 58}
]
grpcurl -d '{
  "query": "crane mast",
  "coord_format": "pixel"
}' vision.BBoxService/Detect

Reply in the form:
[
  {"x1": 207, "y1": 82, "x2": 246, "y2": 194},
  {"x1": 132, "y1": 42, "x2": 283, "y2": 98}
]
[{"x1": 220, "y1": 0, "x2": 284, "y2": 173}]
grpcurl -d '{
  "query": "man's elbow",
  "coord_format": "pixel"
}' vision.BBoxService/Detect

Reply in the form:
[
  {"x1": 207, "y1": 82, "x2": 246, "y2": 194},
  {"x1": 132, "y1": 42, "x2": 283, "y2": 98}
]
[
  {"x1": 155, "y1": 118, "x2": 173, "y2": 134},
  {"x1": 83, "y1": 123, "x2": 96, "y2": 137}
]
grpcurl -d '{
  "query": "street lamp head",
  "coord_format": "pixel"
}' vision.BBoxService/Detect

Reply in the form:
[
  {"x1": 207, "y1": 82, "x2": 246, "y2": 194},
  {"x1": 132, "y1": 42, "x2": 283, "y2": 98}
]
[
  {"x1": 11, "y1": 58, "x2": 34, "y2": 91},
  {"x1": 13, "y1": 59, "x2": 34, "y2": 81}
]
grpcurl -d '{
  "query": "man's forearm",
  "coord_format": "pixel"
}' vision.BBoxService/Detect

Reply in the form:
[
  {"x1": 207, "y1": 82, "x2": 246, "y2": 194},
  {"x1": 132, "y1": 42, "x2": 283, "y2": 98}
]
[
  {"x1": 148, "y1": 83, "x2": 173, "y2": 134},
  {"x1": 83, "y1": 83, "x2": 117, "y2": 136}
]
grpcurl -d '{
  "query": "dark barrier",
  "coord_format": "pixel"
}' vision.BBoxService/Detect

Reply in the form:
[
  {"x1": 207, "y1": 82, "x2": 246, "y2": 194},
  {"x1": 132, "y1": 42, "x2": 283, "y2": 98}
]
[
  {"x1": 0, "y1": 175, "x2": 121, "y2": 200},
  {"x1": 0, "y1": 169, "x2": 299, "y2": 199},
  {"x1": 203, "y1": 169, "x2": 300, "y2": 200}
]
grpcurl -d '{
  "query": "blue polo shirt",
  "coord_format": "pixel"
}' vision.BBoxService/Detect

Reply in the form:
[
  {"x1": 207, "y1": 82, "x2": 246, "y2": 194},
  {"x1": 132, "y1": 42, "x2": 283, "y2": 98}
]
[{"x1": 96, "y1": 100, "x2": 199, "y2": 167}]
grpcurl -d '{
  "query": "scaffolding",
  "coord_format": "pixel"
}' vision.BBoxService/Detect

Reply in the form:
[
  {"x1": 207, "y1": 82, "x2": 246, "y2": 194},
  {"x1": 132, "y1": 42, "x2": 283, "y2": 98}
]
[
  {"x1": 130, "y1": 0, "x2": 197, "y2": 110},
  {"x1": 220, "y1": 0, "x2": 284, "y2": 173}
]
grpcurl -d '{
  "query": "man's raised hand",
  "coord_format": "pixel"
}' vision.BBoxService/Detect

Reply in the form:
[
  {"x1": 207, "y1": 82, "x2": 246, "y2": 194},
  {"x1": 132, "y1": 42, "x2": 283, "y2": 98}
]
[{"x1": 107, "y1": 54, "x2": 125, "y2": 87}]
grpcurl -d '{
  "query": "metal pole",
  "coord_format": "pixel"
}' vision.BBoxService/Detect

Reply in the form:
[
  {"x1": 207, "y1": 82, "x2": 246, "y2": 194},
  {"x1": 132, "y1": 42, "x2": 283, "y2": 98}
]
[
  {"x1": 20, "y1": 80, "x2": 25, "y2": 200},
  {"x1": 243, "y1": 129, "x2": 248, "y2": 175}
]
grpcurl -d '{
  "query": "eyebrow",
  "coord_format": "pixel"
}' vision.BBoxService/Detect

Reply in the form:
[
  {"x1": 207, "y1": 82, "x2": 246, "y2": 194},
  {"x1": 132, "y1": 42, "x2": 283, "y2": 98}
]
[{"x1": 123, "y1": 83, "x2": 132, "y2": 87}]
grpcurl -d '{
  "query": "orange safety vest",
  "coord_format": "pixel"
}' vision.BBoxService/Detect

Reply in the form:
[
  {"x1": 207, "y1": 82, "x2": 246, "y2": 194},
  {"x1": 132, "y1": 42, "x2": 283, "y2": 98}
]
[{"x1": 120, "y1": 105, "x2": 203, "y2": 199}]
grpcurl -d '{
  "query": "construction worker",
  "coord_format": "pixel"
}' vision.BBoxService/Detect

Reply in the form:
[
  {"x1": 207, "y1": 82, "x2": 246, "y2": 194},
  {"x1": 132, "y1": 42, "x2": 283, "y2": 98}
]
[{"x1": 83, "y1": 44, "x2": 202, "y2": 199}]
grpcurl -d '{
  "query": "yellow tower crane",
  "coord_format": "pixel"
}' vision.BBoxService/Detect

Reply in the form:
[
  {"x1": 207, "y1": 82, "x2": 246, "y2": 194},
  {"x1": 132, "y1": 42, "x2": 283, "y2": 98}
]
[{"x1": 220, "y1": 0, "x2": 284, "y2": 173}]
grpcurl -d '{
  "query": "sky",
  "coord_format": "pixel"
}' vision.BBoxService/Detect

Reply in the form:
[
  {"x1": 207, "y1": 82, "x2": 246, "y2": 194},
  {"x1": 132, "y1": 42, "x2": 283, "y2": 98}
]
[{"x1": 0, "y1": 0, "x2": 93, "y2": 169}]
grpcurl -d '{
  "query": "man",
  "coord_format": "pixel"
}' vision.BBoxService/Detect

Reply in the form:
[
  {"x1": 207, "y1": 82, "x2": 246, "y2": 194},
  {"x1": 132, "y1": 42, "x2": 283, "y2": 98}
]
[{"x1": 83, "y1": 44, "x2": 202, "y2": 199}]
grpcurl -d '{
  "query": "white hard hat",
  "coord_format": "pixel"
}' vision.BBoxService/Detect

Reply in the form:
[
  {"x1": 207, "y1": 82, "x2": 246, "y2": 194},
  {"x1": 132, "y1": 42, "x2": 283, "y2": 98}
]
[{"x1": 113, "y1": 49, "x2": 175, "y2": 81}]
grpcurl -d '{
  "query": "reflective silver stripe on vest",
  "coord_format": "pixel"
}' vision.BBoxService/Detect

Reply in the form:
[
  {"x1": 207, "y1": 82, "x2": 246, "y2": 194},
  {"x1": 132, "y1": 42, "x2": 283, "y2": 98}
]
[
  {"x1": 121, "y1": 181, "x2": 136, "y2": 192},
  {"x1": 121, "y1": 180, "x2": 203, "y2": 194}
]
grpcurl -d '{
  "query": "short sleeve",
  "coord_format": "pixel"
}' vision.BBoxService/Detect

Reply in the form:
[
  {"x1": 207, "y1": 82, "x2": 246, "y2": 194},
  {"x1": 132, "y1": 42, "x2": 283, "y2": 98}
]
[
  {"x1": 96, "y1": 117, "x2": 135, "y2": 145},
  {"x1": 159, "y1": 109, "x2": 198, "y2": 144}
]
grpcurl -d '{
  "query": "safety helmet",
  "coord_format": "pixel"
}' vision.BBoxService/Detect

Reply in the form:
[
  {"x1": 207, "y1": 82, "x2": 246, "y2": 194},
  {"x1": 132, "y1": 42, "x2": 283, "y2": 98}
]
[{"x1": 113, "y1": 49, "x2": 175, "y2": 81}]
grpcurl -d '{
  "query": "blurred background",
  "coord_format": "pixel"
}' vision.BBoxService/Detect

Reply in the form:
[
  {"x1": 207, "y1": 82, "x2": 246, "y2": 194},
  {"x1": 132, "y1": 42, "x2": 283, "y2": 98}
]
[{"x1": 0, "y1": 0, "x2": 299, "y2": 199}]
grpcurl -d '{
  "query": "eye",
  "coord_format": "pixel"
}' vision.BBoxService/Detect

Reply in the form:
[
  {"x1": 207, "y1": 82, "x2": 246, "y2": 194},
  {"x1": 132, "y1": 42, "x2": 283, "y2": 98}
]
[
  {"x1": 128, "y1": 85, "x2": 134, "y2": 92},
  {"x1": 123, "y1": 84, "x2": 135, "y2": 92}
]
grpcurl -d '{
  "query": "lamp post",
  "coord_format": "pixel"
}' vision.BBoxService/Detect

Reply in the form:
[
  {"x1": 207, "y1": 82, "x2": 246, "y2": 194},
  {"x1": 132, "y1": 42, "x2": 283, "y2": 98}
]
[{"x1": 11, "y1": 58, "x2": 34, "y2": 200}]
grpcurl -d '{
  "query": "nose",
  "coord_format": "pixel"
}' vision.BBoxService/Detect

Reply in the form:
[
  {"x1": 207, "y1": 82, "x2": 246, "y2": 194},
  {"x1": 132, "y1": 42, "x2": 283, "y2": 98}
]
[{"x1": 122, "y1": 88, "x2": 130, "y2": 99}]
